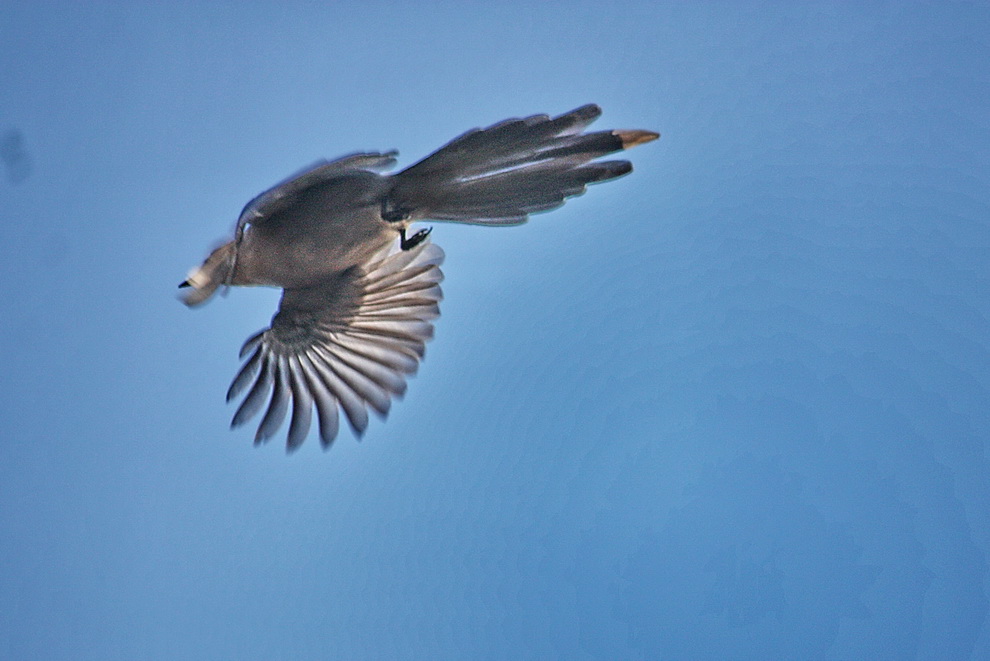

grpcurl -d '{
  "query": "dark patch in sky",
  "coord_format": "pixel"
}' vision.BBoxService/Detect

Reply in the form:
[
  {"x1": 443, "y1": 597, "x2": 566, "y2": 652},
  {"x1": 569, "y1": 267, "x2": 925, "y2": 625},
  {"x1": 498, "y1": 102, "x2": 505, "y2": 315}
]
[{"x1": 1, "y1": 128, "x2": 32, "y2": 184}]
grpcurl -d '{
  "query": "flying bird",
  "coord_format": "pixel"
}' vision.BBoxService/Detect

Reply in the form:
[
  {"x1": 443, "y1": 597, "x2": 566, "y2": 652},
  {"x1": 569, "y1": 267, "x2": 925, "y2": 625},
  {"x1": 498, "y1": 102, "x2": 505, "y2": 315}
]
[{"x1": 181, "y1": 104, "x2": 658, "y2": 451}]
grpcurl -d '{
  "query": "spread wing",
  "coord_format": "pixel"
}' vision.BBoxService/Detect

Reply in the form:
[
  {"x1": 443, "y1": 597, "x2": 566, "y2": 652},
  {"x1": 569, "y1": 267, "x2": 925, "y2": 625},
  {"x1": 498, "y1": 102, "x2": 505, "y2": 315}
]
[
  {"x1": 384, "y1": 104, "x2": 658, "y2": 225},
  {"x1": 226, "y1": 241, "x2": 444, "y2": 451}
]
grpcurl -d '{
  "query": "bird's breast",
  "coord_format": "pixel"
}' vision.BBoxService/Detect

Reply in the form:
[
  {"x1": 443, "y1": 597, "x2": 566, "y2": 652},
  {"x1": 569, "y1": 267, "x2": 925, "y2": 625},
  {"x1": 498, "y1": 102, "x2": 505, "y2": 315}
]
[{"x1": 234, "y1": 204, "x2": 394, "y2": 289}]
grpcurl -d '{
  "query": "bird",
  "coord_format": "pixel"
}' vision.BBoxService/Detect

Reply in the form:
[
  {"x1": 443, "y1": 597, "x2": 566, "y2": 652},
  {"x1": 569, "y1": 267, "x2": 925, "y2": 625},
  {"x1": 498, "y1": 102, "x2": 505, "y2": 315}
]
[{"x1": 180, "y1": 104, "x2": 658, "y2": 452}]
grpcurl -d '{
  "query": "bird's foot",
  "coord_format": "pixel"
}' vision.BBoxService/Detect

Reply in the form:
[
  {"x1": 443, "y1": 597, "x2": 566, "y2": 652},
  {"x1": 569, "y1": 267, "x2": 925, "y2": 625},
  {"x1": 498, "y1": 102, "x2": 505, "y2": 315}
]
[{"x1": 400, "y1": 227, "x2": 432, "y2": 251}]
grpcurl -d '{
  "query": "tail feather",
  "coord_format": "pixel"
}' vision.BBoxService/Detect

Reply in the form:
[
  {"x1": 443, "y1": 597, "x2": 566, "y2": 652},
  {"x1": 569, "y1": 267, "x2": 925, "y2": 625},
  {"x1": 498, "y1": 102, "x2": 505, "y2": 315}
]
[{"x1": 385, "y1": 104, "x2": 658, "y2": 226}]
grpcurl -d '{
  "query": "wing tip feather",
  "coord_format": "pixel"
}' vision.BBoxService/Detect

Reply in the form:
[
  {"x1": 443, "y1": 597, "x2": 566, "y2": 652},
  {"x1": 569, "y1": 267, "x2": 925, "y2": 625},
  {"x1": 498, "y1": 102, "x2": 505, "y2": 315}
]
[{"x1": 614, "y1": 129, "x2": 660, "y2": 149}]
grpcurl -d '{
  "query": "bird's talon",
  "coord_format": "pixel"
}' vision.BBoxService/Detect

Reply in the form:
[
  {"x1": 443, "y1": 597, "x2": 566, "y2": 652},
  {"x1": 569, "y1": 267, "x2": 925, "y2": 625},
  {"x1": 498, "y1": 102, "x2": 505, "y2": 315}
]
[{"x1": 400, "y1": 227, "x2": 432, "y2": 251}]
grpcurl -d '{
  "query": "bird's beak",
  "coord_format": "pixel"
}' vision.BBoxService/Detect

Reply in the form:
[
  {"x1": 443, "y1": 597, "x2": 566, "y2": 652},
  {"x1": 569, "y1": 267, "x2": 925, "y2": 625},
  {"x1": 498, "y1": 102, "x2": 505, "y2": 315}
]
[{"x1": 178, "y1": 280, "x2": 191, "y2": 288}]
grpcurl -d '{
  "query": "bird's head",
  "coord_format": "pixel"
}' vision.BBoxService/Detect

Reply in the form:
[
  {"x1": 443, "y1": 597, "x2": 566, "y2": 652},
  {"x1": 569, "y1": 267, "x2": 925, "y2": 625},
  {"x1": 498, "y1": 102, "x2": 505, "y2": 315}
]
[{"x1": 178, "y1": 241, "x2": 236, "y2": 307}]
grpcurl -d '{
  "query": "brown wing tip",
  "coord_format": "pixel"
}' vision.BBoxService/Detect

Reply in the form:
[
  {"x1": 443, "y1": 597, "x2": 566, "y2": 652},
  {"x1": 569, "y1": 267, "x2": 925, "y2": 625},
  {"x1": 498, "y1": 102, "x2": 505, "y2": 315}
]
[{"x1": 614, "y1": 129, "x2": 660, "y2": 149}]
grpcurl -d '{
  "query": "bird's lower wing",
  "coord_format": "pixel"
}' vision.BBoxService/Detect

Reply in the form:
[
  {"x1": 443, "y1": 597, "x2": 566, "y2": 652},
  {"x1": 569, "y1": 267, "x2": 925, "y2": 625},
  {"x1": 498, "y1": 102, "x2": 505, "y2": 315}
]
[{"x1": 225, "y1": 240, "x2": 444, "y2": 451}]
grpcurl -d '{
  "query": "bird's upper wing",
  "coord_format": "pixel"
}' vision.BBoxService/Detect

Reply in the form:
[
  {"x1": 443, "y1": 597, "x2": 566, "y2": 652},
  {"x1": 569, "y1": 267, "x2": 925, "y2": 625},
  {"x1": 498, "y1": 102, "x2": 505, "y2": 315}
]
[
  {"x1": 226, "y1": 240, "x2": 444, "y2": 451},
  {"x1": 384, "y1": 104, "x2": 658, "y2": 225},
  {"x1": 236, "y1": 151, "x2": 399, "y2": 227}
]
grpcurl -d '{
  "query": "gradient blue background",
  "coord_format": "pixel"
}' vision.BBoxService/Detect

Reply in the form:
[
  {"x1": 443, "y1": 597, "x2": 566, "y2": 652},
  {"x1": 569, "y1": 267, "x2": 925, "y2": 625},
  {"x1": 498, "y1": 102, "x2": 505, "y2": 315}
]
[{"x1": 2, "y1": 2, "x2": 988, "y2": 659}]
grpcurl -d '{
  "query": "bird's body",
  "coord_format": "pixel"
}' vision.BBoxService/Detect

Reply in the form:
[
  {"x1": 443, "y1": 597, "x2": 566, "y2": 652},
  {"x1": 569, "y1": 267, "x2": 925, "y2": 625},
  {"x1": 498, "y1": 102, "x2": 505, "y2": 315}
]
[
  {"x1": 181, "y1": 104, "x2": 658, "y2": 451},
  {"x1": 235, "y1": 173, "x2": 394, "y2": 288}
]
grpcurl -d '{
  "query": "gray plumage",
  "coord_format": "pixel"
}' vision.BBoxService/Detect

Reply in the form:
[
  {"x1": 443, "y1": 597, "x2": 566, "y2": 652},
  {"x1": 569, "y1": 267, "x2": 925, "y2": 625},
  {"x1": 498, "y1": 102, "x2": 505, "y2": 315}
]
[{"x1": 181, "y1": 104, "x2": 658, "y2": 451}]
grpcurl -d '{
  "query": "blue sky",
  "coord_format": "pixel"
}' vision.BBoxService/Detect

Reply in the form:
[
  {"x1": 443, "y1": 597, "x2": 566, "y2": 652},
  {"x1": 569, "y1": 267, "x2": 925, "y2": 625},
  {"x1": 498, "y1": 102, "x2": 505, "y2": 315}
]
[{"x1": 1, "y1": 2, "x2": 988, "y2": 659}]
